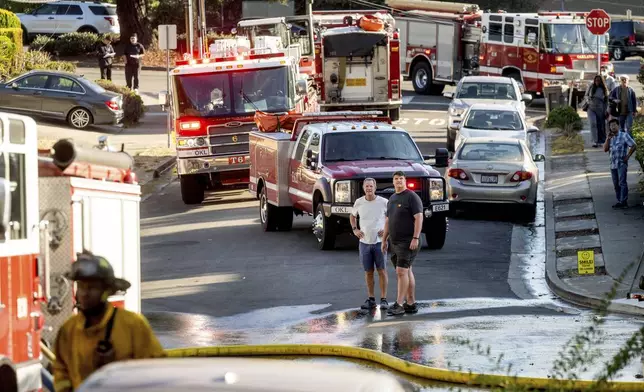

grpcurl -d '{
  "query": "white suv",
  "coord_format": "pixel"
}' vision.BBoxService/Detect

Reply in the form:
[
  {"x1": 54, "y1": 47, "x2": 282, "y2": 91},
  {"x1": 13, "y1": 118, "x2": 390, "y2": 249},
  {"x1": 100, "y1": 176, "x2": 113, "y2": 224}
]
[
  {"x1": 443, "y1": 76, "x2": 532, "y2": 152},
  {"x1": 18, "y1": 1, "x2": 119, "y2": 40}
]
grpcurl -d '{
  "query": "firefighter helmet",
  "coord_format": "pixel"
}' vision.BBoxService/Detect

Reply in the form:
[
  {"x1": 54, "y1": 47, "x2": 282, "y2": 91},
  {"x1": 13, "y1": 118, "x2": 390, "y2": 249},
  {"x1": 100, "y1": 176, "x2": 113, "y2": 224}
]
[{"x1": 64, "y1": 251, "x2": 131, "y2": 292}]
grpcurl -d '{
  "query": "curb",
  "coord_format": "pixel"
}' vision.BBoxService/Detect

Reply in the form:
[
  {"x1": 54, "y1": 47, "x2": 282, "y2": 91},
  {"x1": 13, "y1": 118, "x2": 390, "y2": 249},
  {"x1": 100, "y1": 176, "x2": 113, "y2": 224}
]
[
  {"x1": 543, "y1": 130, "x2": 644, "y2": 318},
  {"x1": 152, "y1": 156, "x2": 176, "y2": 179},
  {"x1": 74, "y1": 61, "x2": 168, "y2": 72}
]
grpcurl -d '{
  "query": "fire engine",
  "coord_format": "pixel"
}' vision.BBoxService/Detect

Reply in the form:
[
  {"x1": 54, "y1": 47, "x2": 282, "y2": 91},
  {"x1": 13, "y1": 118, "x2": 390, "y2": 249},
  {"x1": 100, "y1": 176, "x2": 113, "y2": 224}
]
[
  {"x1": 0, "y1": 112, "x2": 142, "y2": 392},
  {"x1": 160, "y1": 34, "x2": 318, "y2": 205},
  {"x1": 386, "y1": 0, "x2": 612, "y2": 97}
]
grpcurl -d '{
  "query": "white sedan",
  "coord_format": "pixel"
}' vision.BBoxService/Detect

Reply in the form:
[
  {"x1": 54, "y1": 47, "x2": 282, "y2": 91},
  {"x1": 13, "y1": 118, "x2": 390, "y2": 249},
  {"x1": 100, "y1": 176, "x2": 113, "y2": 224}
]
[{"x1": 454, "y1": 103, "x2": 538, "y2": 152}]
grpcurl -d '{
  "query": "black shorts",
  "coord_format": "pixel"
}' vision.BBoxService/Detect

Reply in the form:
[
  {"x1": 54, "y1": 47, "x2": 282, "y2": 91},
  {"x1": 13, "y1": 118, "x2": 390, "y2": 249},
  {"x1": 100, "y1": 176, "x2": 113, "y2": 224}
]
[{"x1": 390, "y1": 241, "x2": 419, "y2": 269}]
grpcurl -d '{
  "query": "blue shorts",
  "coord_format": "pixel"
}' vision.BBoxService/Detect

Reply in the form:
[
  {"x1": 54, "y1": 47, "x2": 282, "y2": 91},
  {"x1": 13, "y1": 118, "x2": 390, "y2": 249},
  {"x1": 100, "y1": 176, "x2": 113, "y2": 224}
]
[{"x1": 359, "y1": 242, "x2": 386, "y2": 272}]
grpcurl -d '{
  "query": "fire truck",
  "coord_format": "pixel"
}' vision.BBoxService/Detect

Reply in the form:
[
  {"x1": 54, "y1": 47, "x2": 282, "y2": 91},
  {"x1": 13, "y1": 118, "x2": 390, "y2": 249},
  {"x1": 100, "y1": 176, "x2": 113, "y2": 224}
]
[
  {"x1": 386, "y1": 0, "x2": 612, "y2": 97},
  {"x1": 0, "y1": 112, "x2": 142, "y2": 392},
  {"x1": 161, "y1": 35, "x2": 318, "y2": 205},
  {"x1": 238, "y1": 10, "x2": 403, "y2": 121}
]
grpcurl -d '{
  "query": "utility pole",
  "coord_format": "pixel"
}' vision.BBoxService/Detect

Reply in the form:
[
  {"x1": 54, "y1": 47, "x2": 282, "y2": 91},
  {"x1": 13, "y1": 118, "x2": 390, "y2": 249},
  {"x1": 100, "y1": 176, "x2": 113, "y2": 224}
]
[
  {"x1": 186, "y1": 0, "x2": 195, "y2": 56},
  {"x1": 199, "y1": 0, "x2": 207, "y2": 56}
]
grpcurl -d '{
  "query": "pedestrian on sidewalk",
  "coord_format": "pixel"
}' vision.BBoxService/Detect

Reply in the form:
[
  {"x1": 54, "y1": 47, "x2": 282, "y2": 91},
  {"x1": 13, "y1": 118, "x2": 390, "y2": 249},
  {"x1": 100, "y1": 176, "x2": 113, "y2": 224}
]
[
  {"x1": 608, "y1": 75, "x2": 638, "y2": 135},
  {"x1": 585, "y1": 74, "x2": 608, "y2": 147},
  {"x1": 381, "y1": 171, "x2": 423, "y2": 316},
  {"x1": 601, "y1": 65, "x2": 616, "y2": 94},
  {"x1": 97, "y1": 35, "x2": 115, "y2": 81},
  {"x1": 604, "y1": 119, "x2": 637, "y2": 209},
  {"x1": 350, "y1": 178, "x2": 389, "y2": 310},
  {"x1": 123, "y1": 33, "x2": 145, "y2": 94}
]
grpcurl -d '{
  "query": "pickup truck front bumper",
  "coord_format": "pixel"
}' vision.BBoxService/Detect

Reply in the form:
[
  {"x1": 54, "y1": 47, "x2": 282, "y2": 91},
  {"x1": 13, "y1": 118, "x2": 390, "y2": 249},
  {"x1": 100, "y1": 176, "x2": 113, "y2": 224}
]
[{"x1": 322, "y1": 201, "x2": 450, "y2": 219}]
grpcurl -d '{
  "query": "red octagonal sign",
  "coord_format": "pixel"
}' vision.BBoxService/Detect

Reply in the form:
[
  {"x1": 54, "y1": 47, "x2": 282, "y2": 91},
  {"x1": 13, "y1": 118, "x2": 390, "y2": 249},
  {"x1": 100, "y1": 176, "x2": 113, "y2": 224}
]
[{"x1": 586, "y1": 9, "x2": 611, "y2": 35}]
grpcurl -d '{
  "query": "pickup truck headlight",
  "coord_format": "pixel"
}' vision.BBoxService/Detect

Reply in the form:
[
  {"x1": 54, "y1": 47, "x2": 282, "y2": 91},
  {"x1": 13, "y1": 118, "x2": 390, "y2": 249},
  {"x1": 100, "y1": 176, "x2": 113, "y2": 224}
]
[
  {"x1": 334, "y1": 181, "x2": 352, "y2": 203},
  {"x1": 429, "y1": 178, "x2": 444, "y2": 201}
]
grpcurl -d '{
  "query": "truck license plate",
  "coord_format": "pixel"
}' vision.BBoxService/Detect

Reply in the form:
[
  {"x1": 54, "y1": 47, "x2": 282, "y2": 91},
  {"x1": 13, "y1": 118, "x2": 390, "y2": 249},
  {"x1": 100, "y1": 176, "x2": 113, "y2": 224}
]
[
  {"x1": 346, "y1": 78, "x2": 366, "y2": 87},
  {"x1": 331, "y1": 206, "x2": 352, "y2": 214},
  {"x1": 432, "y1": 203, "x2": 449, "y2": 212},
  {"x1": 228, "y1": 156, "x2": 246, "y2": 164}
]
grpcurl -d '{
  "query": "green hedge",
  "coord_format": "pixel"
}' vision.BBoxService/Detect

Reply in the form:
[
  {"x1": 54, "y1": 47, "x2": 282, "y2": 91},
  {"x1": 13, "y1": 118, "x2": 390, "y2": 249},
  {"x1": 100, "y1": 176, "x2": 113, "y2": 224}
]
[
  {"x1": 0, "y1": 9, "x2": 20, "y2": 29},
  {"x1": 545, "y1": 106, "x2": 583, "y2": 131},
  {"x1": 633, "y1": 117, "x2": 644, "y2": 173},
  {"x1": 29, "y1": 32, "x2": 116, "y2": 56},
  {"x1": 0, "y1": 28, "x2": 22, "y2": 50},
  {"x1": 0, "y1": 35, "x2": 16, "y2": 66},
  {"x1": 94, "y1": 80, "x2": 146, "y2": 127},
  {"x1": 11, "y1": 50, "x2": 76, "y2": 75}
]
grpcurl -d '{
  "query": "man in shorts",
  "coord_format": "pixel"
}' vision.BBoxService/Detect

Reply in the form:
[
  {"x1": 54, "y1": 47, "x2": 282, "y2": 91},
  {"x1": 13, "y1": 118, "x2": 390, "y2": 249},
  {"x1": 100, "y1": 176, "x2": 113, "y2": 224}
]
[
  {"x1": 382, "y1": 171, "x2": 423, "y2": 316},
  {"x1": 351, "y1": 178, "x2": 389, "y2": 310}
]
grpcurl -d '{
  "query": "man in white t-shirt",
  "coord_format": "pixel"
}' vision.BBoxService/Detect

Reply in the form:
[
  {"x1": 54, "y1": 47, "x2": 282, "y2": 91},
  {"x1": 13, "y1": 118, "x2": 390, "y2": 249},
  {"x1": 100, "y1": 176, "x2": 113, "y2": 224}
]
[{"x1": 350, "y1": 178, "x2": 389, "y2": 310}]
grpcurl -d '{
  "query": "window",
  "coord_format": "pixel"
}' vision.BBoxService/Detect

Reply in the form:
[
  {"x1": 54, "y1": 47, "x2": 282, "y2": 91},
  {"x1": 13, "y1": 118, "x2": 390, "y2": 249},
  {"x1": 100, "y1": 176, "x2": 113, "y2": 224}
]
[
  {"x1": 488, "y1": 22, "x2": 502, "y2": 42},
  {"x1": 525, "y1": 25, "x2": 538, "y2": 45},
  {"x1": 323, "y1": 132, "x2": 422, "y2": 162},
  {"x1": 294, "y1": 129, "x2": 311, "y2": 161},
  {"x1": 459, "y1": 143, "x2": 524, "y2": 162},
  {"x1": 456, "y1": 82, "x2": 517, "y2": 100},
  {"x1": 16, "y1": 74, "x2": 49, "y2": 89},
  {"x1": 9, "y1": 119, "x2": 24, "y2": 145},
  {"x1": 8, "y1": 152, "x2": 26, "y2": 240},
  {"x1": 464, "y1": 109, "x2": 524, "y2": 130},
  {"x1": 289, "y1": 20, "x2": 312, "y2": 55},
  {"x1": 34, "y1": 4, "x2": 58, "y2": 15},
  {"x1": 48, "y1": 76, "x2": 84, "y2": 93},
  {"x1": 504, "y1": 23, "x2": 514, "y2": 44},
  {"x1": 57, "y1": 4, "x2": 83, "y2": 15},
  {"x1": 308, "y1": 132, "x2": 320, "y2": 155},
  {"x1": 89, "y1": 6, "x2": 117, "y2": 16}
]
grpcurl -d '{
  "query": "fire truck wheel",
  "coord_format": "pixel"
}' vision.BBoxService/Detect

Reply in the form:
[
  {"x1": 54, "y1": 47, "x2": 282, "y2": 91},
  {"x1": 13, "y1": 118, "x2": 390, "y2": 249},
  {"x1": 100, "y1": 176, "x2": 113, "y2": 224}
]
[
  {"x1": 260, "y1": 187, "x2": 279, "y2": 232},
  {"x1": 411, "y1": 62, "x2": 432, "y2": 95},
  {"x1": 313, "y1": 203, "x2": 336, "y2": 250},
  {"x1": 0, "y1": 363, "x2": 18, "y2": 392},
  {"x1": 423, "y1": 215, "x2": 447, "y2": 250},
  {"x1": 180, "y1": 175, "x2": 204, "y2": 205},
  {"x1": 67, "y1": 107, "x2": 93, "y2": 129},
  {"x1": 389, "y1": 108, "x2": 400, "y2": 121}
]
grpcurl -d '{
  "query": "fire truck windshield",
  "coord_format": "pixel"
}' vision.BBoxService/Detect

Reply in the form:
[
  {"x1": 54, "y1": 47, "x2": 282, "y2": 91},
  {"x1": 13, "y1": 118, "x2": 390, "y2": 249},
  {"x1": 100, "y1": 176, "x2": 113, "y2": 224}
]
[
  {"x1": 540, "y1": 23, "x2": 608, "y2": 54},
  {"x1": 323, "y1": 131, "x2": 422, "y2": 163},
  {"x1": 174, "y1": 66, "x2": 292, "y2": 117}
]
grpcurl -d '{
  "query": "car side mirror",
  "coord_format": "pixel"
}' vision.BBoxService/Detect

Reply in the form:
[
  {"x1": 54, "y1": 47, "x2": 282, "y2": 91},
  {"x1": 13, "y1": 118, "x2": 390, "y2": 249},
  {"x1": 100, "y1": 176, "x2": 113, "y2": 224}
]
[
  {"x1": 533, "y1": 154, "x2": 545, "y2": 162},
  {"x1": 443, "y1": 91, "x2": 454, "y2": 99},
  {"x1": 522, "y1": 93, "x2": 533, "y2": 102},
  {"x1": 11, "y1": 82, "x2": 18, "y2": 89},
  {"x1": 0, "y1": 177, "x2": 11, "y2": 238},
  {"x1": 296, "y1": 79, "x2": 308, "y2": 95},
  {"x1": 527, "y1": 125, "x2": 539, "y2": 133},
  {"x1": 424, "y1": 148, "x2": 449, "y2": 167}
]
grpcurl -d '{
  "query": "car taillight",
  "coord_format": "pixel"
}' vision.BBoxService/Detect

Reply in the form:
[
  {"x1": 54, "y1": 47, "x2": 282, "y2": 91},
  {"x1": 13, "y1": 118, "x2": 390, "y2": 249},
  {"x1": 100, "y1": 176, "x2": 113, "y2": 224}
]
[
  {"x1": 104, "y1": 17, "x2": 114, "y2": 26},
  {"x1": 628, "y1": 34, "x2": 636, "y2": 45},
  {"x1": 448, "y1": 168, "x2": 469, "y2": 180},
  {"x1": 105, "y1": 100, "x2": 119, "y2": 111},
  {"x1": 406, "y1": 178, "x2": 419, "y2": 189},
  {"x1": 510, "y1": 171, "x2": 532, "y2": 182}
]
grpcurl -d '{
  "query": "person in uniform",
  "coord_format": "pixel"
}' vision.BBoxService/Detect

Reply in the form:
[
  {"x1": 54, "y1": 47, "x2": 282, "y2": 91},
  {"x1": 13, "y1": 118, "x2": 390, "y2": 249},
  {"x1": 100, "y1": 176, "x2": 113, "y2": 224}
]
[
  {"x1": 53, "y1": 251, "x2": 165, "y2": 392},
  {"x1": 123, "y1": 33, "x2": 145, "y2": 93}
]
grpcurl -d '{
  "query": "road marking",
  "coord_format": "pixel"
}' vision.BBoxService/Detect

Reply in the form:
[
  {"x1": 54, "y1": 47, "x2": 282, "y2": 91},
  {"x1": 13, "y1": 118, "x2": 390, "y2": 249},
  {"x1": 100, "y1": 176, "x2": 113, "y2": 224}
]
[
  {"x1": 394, "y1": 118, "x2": 447, "y2": 127},
  {"x1": 142, "y1": 273, "x2": 243, "y2": 299}
]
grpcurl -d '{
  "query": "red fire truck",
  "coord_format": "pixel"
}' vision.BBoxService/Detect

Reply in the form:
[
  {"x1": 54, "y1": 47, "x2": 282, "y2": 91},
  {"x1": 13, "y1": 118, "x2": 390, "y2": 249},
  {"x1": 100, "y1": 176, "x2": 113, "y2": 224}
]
[
  {"x1": 387, "y1": 0, "x2": 612, "y2": 97},
  {"x1": 0, "y1": 112, "x2": 142, "y2": 392},
  {"x1": 161, "y1": 36, "x2": 318, "y2": 205}
]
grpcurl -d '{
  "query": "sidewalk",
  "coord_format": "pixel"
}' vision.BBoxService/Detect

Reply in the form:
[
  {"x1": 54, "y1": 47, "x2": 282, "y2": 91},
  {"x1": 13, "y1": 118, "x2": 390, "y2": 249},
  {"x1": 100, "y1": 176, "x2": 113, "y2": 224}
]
[{"x1": 544, "y1": 116, "x2": 644, "y2": 316}]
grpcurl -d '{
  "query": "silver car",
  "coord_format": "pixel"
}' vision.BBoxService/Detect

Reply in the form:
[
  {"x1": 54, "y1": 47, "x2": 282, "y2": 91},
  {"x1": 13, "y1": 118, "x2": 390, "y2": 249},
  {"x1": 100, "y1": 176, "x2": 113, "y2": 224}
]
[{"x1": 445, "y1": 137, "x2": 544, "y2": 220}]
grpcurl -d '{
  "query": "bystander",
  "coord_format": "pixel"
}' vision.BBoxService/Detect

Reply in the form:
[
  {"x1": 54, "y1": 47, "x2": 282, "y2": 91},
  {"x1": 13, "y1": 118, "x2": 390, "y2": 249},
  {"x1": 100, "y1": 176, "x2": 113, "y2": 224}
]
[{"x1": 603, "y1": 119, "x2": 637, "y2": 209}]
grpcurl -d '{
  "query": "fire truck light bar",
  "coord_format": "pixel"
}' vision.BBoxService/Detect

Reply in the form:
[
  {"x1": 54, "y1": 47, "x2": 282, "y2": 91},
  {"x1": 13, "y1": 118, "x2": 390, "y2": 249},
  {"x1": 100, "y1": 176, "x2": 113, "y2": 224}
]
[{"x1": 303, "y1": 111, "x2": 384, "y2": 116}]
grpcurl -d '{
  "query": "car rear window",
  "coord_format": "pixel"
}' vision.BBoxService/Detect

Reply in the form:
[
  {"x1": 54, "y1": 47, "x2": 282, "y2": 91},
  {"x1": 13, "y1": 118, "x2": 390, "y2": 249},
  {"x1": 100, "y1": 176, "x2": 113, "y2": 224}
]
[
  {"x1": 464, "y1": 109, "x2": 523, "y2": 130},
  {"x1": 456, "y1": 82, "x2": 516, "y2": 100},
  {"x1": 77, "y1": 77, "x2": 106, "y2": 94},
  {"x1": 89, "y1": 5, "x2": 117, "y2": 16},
  {"x1": 459, "y1": 143, "x2": 523, "y2": 162}
]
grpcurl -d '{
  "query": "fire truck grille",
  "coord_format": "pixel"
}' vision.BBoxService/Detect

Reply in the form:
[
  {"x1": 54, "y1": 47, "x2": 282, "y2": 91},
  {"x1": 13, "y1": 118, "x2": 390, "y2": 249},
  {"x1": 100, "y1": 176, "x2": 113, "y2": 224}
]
[
  {"x1": 572, "y1": 60, "x2": 598, "y2": 76},
  {"x1": 211, "y1": 143, "x2": 250, "y2": 156},
  {"x1": 210, "y1": 133, "x2": 250, "y2": 145}
]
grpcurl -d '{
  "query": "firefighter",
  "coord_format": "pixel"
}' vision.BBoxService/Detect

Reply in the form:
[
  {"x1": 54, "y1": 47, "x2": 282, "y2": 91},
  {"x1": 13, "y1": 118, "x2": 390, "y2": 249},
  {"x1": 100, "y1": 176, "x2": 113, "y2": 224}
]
[{"x1": 53, "y1": 251, "x2": 165, "y2": 392}]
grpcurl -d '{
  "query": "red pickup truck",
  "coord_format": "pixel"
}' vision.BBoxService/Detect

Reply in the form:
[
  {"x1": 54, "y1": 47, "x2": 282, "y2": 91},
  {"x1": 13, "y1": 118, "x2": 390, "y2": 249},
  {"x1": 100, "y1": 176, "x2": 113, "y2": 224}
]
[{"x1": 248, "y1": 111, "x2": 450, "y2": 250}]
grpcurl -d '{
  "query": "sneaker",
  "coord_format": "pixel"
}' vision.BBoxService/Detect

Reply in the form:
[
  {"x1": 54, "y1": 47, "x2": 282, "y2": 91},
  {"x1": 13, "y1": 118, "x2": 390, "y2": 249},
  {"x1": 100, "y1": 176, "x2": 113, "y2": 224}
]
[
  {"x1": 360, "y1": 298, "x2": 376, "y2": 310},
  {"x1": 380, "y1": 298, "x2": 389, "y2": 310},
  {"x1": 134, "y1": 89, "x2": 139, "y2": 94},
  {"x1": 403, "y1": 302, "x2": 418, "y2": 314},
  {"x1": 617, "y1": 202, "x2": 628, "y2": 209},
  {"x1": 387, "y1": 302, "x2": 405, "y2": 315},
  {"x1": 612, "y1": 202, "x2": 622, "y2": 209}
]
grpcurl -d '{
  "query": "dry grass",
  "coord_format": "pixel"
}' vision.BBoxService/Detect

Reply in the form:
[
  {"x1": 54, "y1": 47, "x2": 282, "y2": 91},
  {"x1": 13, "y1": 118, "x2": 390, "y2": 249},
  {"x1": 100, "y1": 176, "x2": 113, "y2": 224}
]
[{"x1": 551, "y1": 133, "x2": 585, "y2": 155}]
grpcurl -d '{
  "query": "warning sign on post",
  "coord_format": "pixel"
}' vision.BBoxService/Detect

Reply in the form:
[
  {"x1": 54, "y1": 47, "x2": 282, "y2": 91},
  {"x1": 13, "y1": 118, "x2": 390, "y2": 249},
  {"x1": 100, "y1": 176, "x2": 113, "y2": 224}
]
[{"x1": 577, "y1": 250, "x2": 595, "y2": 274}]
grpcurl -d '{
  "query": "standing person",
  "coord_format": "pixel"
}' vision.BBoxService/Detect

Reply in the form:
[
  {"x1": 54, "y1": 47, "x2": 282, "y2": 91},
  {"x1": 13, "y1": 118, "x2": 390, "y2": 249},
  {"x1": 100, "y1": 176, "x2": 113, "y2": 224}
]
[
  {"x1": 381, "y1": 171, "x2": 423, "y2": 316},
  {"x1": 585, "y1": 74, "x2": 608, "y2": 147},
  {"x1": 603, "y1": 119, "x2": 637, "y2": 209},
  {"x1": 53, "y1": 251, "x2": 166, "y2": 392},
  {"x1": 97, "y1": 35, "x2": 115, "y2": 81},
  {"x1": 123, "y1": 33, "x2": 145, "y2": 94},
  {"x1": 350, "y1": 178, "x2": 389, "y2": 310},
  {"x1": 601, "y1": 65, "x2": 616, "y2": 93},
  {"x1": 609, "y1": 75, "x2": 638, "y2": 135}
]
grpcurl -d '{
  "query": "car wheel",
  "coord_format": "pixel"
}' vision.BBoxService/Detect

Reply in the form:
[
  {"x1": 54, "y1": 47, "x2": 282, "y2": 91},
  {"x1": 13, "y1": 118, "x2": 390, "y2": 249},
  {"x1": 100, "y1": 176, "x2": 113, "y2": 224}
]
[
  {"x1": 67, "y1": 107, "x2": 93, "y2": 129},
  {"x1": 77, "y1": 26, "x2": 98, "y2": 34},
  {"x1": 612, "y1": 45, "x2": 624, "y2": 61},
  {"x1": 312, "y1": 203, "x2": 336, "y2": 250}
]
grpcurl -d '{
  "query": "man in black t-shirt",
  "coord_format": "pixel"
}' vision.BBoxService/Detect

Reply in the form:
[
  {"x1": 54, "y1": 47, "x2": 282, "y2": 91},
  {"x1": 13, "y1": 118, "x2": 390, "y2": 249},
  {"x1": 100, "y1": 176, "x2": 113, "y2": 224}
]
[
  {"x1": 123, "y1": 33, "x2": 145, "y2": 93},
  {"x1": 381, "y1": 171, "x2": 423, "y2": 316}
]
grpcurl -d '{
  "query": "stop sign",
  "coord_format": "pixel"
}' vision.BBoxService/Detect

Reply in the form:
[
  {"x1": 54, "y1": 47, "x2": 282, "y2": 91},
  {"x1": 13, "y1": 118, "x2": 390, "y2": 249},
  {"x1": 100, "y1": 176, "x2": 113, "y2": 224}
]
[{"x1": 586, "y1": 9, "x2": 611, "y2": 35}]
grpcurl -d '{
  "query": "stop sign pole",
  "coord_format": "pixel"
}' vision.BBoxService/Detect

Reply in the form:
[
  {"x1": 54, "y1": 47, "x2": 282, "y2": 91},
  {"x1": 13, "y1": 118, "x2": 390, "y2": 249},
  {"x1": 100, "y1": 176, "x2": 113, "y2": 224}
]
[{"x1": 586, "y1": 9, "x2": 611, "y2": 73}]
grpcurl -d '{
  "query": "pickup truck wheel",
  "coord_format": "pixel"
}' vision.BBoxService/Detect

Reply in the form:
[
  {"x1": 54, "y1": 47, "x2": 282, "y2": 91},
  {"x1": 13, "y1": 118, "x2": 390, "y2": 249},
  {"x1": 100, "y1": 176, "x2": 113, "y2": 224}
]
[
  {"x1": 423, "y1": 215, "x2": 447, "y2": 250},
  {"x1": 312, "y1": 203, "x2": 336, "y2": 250},
  {"x1": 180, "y1": 175, "x2": 204, "y2": 205},
  {"x1": 260, "y1": 187, "x2": 278, "y2": 231},
  {"x1": 276, "y1": 207, "x2": 293, "y2": 231}
]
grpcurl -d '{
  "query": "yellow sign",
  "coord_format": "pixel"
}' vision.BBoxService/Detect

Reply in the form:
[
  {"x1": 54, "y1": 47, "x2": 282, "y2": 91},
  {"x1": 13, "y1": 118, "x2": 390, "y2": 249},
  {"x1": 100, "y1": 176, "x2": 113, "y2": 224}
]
[
  {"x1": 577, "y1": 250, "x2": 595, "y2": 275},
  {"x1": 346, "y1": 78, "x2": 367, "y2": 87}
]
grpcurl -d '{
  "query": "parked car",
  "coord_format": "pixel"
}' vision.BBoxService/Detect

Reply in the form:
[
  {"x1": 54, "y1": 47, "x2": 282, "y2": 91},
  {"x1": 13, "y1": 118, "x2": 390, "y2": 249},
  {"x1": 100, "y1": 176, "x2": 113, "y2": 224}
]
[
  {"x1": 18, "y1": 1, "x2": 119, "y2": 40},
  {"x1": 454, "y1": 103, "x2": 538, "y2": 152},
  {"x1": 608, "y1": 19, "x2": 644, "y2": 61},
  {"x1": 445, "y1": 137, "x2": 544, "y2": 220},
  {"x1": 0, "y1": 70, "x2": 123, "y2": 129},
  {"x1": 76, "y1": 357, "x2": 408, "y2": 392},
  {"x1": 443, "y1": 76, "x2": 532, "y2": 152}
]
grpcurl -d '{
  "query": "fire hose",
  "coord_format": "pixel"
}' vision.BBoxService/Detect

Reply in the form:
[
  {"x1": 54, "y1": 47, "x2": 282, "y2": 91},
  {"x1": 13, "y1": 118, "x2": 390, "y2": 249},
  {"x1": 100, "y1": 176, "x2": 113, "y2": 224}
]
[{"x1": 40, "y1": 341, "x2": 644, "y2": 390}]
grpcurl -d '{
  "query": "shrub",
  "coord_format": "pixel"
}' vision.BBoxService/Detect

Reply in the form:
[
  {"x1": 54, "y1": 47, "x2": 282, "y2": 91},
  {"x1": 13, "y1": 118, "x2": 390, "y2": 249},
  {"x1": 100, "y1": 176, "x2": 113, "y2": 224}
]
[
  {"x1": 41, "y1": 61, "x2": 76, "y2": 73},
  {"x1": 632, "y1": 118, "x2": 644, "y2": 173},
  {"x1": 545, "y1": 105, "x2": 583, "y2": 133},
  {"x1": 29, "y1": 35, "x2": 56, "y2": 53},
  {"x1": 637, "y1": 59, "x2": 644, "y2": 86},
  {"x1": 10, "y1": 50, "x2": 75, "y2": 75},
  {"x1": 93, "y1": 79, "x2": 146, "y2": 126},
  {"x1": 0, "y1": 28, "x2": 22, "y2": 49},
  {"x1": 0, "y1": 9, "x2": 20, "y2": 29},
  {"x1": 54, "y1": 32, "x2": 100, "y2": 56},
  {"x1": 0, "y1": 35, "x2": 16, "y2": 66}
]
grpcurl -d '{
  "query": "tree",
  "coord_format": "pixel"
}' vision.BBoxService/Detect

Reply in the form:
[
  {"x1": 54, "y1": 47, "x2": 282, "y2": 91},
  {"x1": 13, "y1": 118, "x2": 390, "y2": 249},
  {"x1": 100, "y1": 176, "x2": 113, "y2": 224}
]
[{"x1": 116, "y1": 0, "x2": 153, "y2": 47}]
